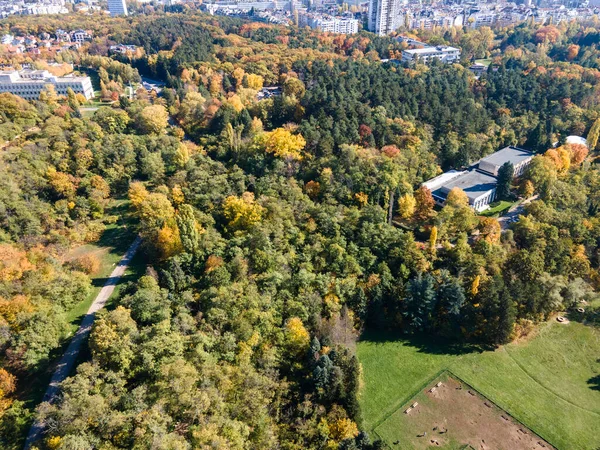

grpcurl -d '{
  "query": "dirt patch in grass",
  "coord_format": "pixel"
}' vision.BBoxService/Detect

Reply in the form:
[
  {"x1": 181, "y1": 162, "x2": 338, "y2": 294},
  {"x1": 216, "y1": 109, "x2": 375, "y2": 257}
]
[{"x1": 378, "y1": 374, "x2": 553, "y2": 450}]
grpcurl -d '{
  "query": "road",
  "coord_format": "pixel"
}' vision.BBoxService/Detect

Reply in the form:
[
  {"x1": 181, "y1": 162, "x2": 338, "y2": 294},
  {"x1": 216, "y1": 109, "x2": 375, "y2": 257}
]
[
  {"x1": 498, "y1": 195, "x2": 538, "y2": 230},
  {"x1": 24, "y1": 236, "x2": 142, "y2": 449}
]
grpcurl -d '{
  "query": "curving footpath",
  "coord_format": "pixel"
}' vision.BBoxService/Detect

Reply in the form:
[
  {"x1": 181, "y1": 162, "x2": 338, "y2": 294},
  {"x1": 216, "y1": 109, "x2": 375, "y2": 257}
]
[{"x1": 24, "y1": 236, "x2": 142, "y2": 449}]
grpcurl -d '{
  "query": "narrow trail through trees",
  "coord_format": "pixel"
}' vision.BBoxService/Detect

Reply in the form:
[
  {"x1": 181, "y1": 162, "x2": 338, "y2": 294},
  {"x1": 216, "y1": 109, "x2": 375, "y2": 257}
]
[{"x1": 24, "y1": 237, "x2": 142, "y2": 449}]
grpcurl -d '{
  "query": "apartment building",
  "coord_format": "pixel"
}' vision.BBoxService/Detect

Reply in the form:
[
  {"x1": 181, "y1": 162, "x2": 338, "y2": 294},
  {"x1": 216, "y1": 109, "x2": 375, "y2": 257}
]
[
  {"x1": 401, "y1": 46, "x2": 461, "y2": 64},
  {"x1": 0, "y1": 70, "x2": 94, "y2": 100},
  {"x1": 369, "y1": 0, "x2": 399, "y2": 36},
  {"x1": 108, "y1": 0, "x2": 128, "y2": 16}
]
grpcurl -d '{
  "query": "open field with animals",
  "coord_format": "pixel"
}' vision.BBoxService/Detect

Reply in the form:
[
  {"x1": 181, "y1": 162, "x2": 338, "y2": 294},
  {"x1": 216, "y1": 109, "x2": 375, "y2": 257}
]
[
  {"x1": 358, "y1": 320, "x2": 600, "y2": 450},
  {"x1": 376, "y1": 373, "x2": 551, "y2": 450}
]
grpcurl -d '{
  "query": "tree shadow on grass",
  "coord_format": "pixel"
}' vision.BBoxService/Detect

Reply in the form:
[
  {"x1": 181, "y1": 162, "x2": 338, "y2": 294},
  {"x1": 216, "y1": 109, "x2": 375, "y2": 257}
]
[
  {"x1": 588, "y1": 373, "x2": 600, "y2": 391},
  {"x1": 359, "y1": 329, "x2": 491, "y2": 356},
  {"x1": 95, "y1": 201, "x2": 138, "y2": 256}
]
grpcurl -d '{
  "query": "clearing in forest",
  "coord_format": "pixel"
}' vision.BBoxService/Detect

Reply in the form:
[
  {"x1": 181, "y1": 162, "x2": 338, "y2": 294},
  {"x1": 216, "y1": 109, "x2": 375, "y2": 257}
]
[
  {"x1": 358, "y1": 320, "x2": 600, "y2": 450},
  {"x1": 376, "y1": 372, "x2": 552, "y2": 450}
]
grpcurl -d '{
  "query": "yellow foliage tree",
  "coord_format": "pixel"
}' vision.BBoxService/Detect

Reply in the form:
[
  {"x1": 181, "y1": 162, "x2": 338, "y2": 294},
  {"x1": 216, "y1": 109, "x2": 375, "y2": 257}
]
[
  {"x1": 446, "y1": 187, "x2": 469, "y2": 208},
  {"x1": 0, "y1": 295, "x2": 33, "y2": 328},
  {"x1": 138, "y1": 105, "x2": 169, "y2": 134},
  {"x1": 398, "y1": 193, "x2": 416, "y2": 220},
  {"x1": 225, "y1": 94, "x2": 244, "y2": 113},
  {"x1": 521, "y1": 179, "x2": 535, "y2": 198},
  {"x1": 222, "y1": 192, "x2": 264, "y2": 231},
  {"x1": 156, "y1": 224, "x2": 183, "y2": 260},
  {"x1": 128, "y1": 182, "x2": 149, "y2": 209},
  {"x1": 471, "y1": 275, "x2": 481, "y2": 296},
  {"x1": 46, "y1": 167, "x2": 77, "y2": 199},
  {"x1": 0, "y1": 245, "x2": 35, "y2": 282},
  {"x1": 355, "y1": 192, "x2": 368, "y2": 207},
  {"x1": 284, "y1": 317, "x2": 310, "y2": 354},
  {"x1": 261, "y1": 128, "x2": 306, "y2": 160},
  {"x1": 245, "y1": 73, "x2": 264, "y2": 90},
  {"x1": 0, "y1": 368, "x2": 16, "y2": 412},
  {"x1": 429, "y1": 225, "x2": 438, "y2": 251},
  {"x1": 171, "y1": 185, "x2": 185, "y2": 206},
  {"x1": 328, "y1": 418, "x2": 359, "y2": 442}
]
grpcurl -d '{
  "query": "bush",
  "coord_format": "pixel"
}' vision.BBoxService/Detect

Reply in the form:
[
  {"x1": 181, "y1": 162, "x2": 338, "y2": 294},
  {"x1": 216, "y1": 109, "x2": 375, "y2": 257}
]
[{"x1": 69, "y1": 254, "x2": 101, "y2": 275}]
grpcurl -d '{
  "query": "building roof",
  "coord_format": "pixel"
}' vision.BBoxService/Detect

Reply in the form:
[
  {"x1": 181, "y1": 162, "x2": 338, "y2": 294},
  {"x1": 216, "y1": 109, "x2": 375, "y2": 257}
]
[
  {"x1": 566, "y1": 135, "x2": 587, "y2": 147},
  {"x1": 478, "y1": 146, "x2": 532, "y2": 168},
  {"x1": 404, "y1": 46, "x2": 460, "y2": 55},
  {"x1": 432, "y1": 170, "x2": 497, "y2": 203}
]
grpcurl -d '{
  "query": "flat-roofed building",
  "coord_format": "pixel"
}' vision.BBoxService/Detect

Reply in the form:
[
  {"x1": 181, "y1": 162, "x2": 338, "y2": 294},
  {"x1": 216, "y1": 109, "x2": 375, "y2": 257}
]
[
  {"x1": 425, "y1": 169, "x2": 498, "y2": 212},
  {"x1": 402, "y1": 45, "x2": 460, "y2": 64},
  {"x1": 423, "y1": 145, "x2": 533, "y2": 212},
  {"x1": 477, "y1": 146, "x2": 533, "y2": 177},
  {"x1": 0, "y1": 70, "x2": 94, "y2": 100},
  {"x1": 305, "y1": 15, "x2": 360, "y2": 34}
]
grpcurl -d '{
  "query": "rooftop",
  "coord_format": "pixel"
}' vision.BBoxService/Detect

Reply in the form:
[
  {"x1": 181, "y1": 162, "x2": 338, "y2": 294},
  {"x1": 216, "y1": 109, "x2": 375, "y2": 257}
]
[
  {"x1": 404, "y1": 46, "x2": 460, "y2": 55},
  {"x1": 478, "y1": 146, "x2": 532, "y2": 168},
  {"x1": 433, "y1": 170, "x2": 497, "y2": 202}
]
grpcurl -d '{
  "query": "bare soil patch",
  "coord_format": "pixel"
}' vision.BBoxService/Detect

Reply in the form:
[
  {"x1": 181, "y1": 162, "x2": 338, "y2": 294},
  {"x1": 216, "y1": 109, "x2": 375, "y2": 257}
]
[{"x1": 392, "y1": 375, "x2": 554, "y2": 450}]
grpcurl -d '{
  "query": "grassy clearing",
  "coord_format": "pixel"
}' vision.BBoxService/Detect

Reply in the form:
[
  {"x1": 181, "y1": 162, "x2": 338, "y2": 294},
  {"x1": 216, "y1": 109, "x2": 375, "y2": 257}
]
[
  {"x1": 479, "y1": 200, "x2": 515, "y2": 217},
  {"x1": 358, "y1": 321, "x2": 600, "y2": 450},
  {"x1": 62, "y1": 200, "x2": 139, "y2": 331},
  {"x1": 19, "y1": 200, "x2": 142, "y2": 409},
  {"x1": 375, "y1": 373, "x2": 550, "y2": 450},
  {"x1": 474, "y1": 58, "x2": 492, "y2": 67}
]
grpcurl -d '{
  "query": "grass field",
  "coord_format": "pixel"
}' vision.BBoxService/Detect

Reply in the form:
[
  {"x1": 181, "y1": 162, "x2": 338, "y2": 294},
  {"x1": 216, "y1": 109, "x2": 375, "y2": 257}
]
[
  {"x1": 376, "y1": 373, "x2": 550, "y2": 450},
  {"x1": 358, "y1": 320, "x2": 600, "y2": 450},
  {"x1": 479, "y1": 200, "x2": 516, "y2": 217},
  {"x1": 474, "y1": 58, "x2": 493, "y2": 67}
]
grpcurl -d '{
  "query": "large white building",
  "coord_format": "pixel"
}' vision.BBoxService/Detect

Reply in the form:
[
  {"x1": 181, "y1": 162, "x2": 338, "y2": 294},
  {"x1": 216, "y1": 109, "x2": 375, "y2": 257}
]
[
  {"x1": 108, "y1": 0, "x2": 128, "y2": 16},
  {"x1": 0, "y1": 70, "x2": 94, "y2": 101},
  {"x1": 423, "y1": 146, "x2": 533, "y2": 212},
  {"x1": 301, "y1": 14, "x2": 360, "y2": 34},
  {"x1": 402, "y1": 46, "x2": 461, "y2": 64},
  {"x1": 368, "y1": 0, "x2": 399, "y2": 36}
]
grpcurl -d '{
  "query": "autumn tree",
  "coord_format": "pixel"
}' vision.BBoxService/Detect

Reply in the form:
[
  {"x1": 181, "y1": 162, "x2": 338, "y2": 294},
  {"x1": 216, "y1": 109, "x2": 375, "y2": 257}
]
[
  {"x1": 587, "y1": 118, "x2": 600, "y2": 151},
  {"x1": 223, "y1": 192, "x2": 264, "y2": 231},
  {"x1": 414, "y1": 186, "x2": 435, "y2": 222},
  {"x1": 137, "y1": 105, "x2": 169, "y2": 134},
  {"x1": 398, "y1": 193, "x2": 416, "y2": 220},
  {"x1": 255, "y1": 127, "x2": 306, "y2": 161}
]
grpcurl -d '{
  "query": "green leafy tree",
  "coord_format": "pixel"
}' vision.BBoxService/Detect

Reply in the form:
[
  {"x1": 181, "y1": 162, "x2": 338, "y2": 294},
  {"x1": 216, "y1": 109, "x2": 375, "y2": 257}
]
[{"x1": 496, "y1": 162, "x2": 514, "y2": 200}]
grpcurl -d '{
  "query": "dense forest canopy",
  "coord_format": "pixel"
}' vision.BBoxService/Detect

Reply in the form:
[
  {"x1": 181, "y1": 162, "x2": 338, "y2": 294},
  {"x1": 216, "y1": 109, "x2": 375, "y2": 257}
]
[{"x1": 0, "y1": 10, "x2": 598, "y2": 450}]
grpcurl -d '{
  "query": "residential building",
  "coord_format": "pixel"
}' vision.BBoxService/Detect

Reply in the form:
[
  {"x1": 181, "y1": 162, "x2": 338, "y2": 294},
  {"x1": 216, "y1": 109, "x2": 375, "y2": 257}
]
[
  {"x1": 0, "y1": 70, "x2": 94, "y2": 101},
  {"x1": 401, "y1": 46, "x2": 461, "y2": 64},
  {"x1": 109, "y1": 44, "x2": 138, "y2": 54},
  {"x1": 70, "y1": 30, "x2": 92, "y2": 44},
  {"x1": 469, "y1": 63, "x2": 488, "y2": 78},
  {"x1": 108, "y1": 0, "x2": 128, "y2": 16},
  {"x1": 423, "y1": 146, "x2": 533, "y2": 211},
  {"x1": 300, "y1": 13, "x2": 360, "y2": 33},
  {"x1": 368, "y1": 0, "x2": 399, "y2": 36}
]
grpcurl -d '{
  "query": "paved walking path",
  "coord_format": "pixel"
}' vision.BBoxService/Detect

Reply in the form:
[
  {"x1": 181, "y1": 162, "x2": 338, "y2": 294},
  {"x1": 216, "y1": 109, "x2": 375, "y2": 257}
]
[{"x1": 24, "y1": 236, "x2": 142, "y2": 449}]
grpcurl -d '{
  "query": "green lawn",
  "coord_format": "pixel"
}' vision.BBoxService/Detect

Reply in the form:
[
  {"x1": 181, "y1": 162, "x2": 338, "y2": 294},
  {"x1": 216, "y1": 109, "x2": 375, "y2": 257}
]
[
  {"x1": 63, "y1": 200, "x2": 139, "y2": 330},
  {"x1": 474, "y1": 58, "x2": 492, "y2": 67},
  {"x1": 358, "y1": 321, "x2": 600, "y2": 450},
  {"x1": 479, "y1": 200, "x2": 515, "y2": 217}
]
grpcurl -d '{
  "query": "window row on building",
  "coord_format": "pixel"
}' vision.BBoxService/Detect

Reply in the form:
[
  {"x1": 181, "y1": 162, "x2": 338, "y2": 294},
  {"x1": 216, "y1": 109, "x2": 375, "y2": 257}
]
[{"x1": 0, "y1": 70, "x2": 94, "y2": 101}]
